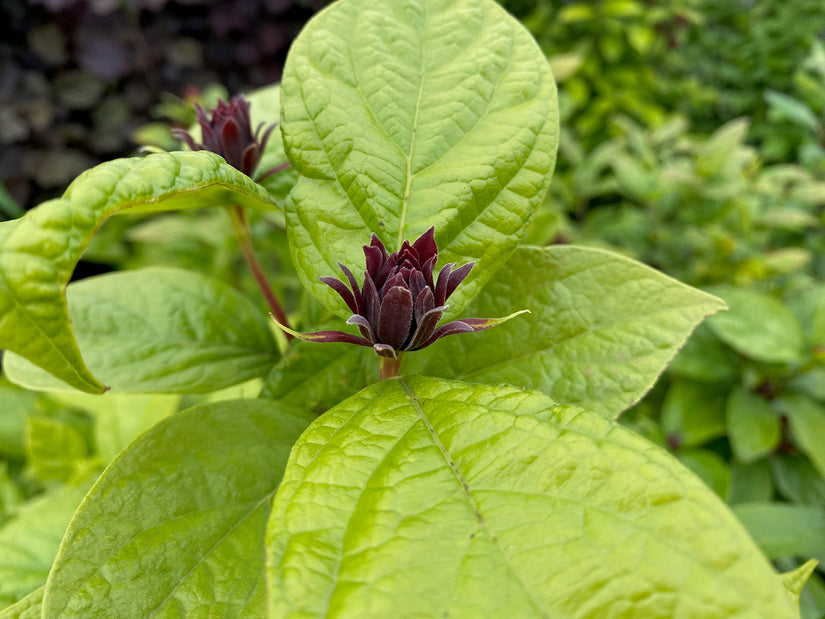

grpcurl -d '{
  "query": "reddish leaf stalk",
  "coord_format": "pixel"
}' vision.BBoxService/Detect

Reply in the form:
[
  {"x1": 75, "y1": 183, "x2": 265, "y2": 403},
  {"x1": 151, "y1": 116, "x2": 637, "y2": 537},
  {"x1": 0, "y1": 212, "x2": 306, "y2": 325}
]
[
  {"x1": 228, "y1": 205, "x2": 293, "y2": 342},
  {"x1": 379, "y1": 356, "x2": 402, "y2": 381}
]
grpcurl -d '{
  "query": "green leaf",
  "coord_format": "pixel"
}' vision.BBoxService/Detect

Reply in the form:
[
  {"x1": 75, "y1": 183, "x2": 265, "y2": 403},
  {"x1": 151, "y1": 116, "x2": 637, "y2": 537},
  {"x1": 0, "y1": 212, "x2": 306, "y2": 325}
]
[
  {"x1": 771, "y1": 454, "x2": 825, "y2": 511},
  {"x1": 0, "y1": 151, "x2": 277, "y2": 393},
  {"x1": 46, "y1": 392, "x2": 180, "y2": 464},
  {"x1": 667, "y1": 323, "x2": 739, "y2": 383},
  {"x1": 0, "y1": 585, "x2": 44, "y2": 619},
  {"x1": 734, "y1": 503, "x2": 825, "y2": 559},
  {"x1": 25, "y1": 416, "x2": 89, "y2": 484},
  {"x1": 729, "y1": 459, "x2": 774, "y2": 505},
  {"x1": 266, "y1": 376, "x2": 799, "y2": 617},
  {"x1": 42, "y1": 399, "x2": 314, "y2": 617},
  {"x1": 407, "y1": 246, "x2": 725, "y2": 418},
  {"x1": 765, "y1": 90, "x2": 820, "y2": 131},
  {"x1": 0, "y1": 377, "x2": 41, "y2": 458},
  {"x1": 727, "y1": 387, "x2": 782, "y2": 463},
  {"x1": 707, "y1": 286, "x2": 805, "y2": 365},
  {"x1": 778, "y1": 393, "x2": 825, "y2": 479},
  {"x1": 4, "y1": 267, "x2": 279, "y2": 393},
  {"x1": 244, "y1": 85, "x2": 296, "y2": 202},
  {"x1": 281, "y1": 0, "x2": 559, "y2": 317},
  {"x1": 0, "y1": 471, "x2": 97, "y2": 606},
  {"x1": 661, "y1": 379, "x2": 728, "y2": 448},
  {"x1": 677, "y1": 449, "x2": 731, "y2": 499},
  {"x1": 260, "y1": 339, "x2": 375, "y2": 414}
]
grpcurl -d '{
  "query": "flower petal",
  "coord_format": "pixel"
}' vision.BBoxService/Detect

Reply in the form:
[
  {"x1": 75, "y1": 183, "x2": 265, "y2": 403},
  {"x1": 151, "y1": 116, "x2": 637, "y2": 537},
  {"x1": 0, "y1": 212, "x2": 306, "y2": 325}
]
[
  {"x1": 362, "y1": 273, "x2": 381, "y2": 324},
  {"x1": 446, "y1": 262, "x2": 474, "y2": 301},
  {"x1": 434, "y1": 262, "x2": 454, "y2": 306},
  {"x1": 407, "y1": 304, "x2": 447, "y2": 350},
  {"x1": 346, "y1": 314, "x2": 375, "y2": 342},
  {"x1": 412, "y1": 227, "x2": 437, "y2": 264},
  {"x1": 320, "y1": 276, "x2": 359, "y2": 314},
  {"x1": 269, "y1": 314, "x2": 372, "y2": 347},
  {"x1": 413, "y1": 287, "x2": 435, "y2": 323},
  {"x1": 373, "y1": 343, "x2": 398, "y2": 359},
  {"x1": 240, "y1": 143, "x2": 259, "y2": 178},
  {"x1": 377, "y1": 285, "x2": 414, "y2": 350},
  {"x1": 417, "y1": 310, "x2": 530, "y2": 349},
  {"x1": 220, "y1": 117, "x2": 244, "y2": 170}
]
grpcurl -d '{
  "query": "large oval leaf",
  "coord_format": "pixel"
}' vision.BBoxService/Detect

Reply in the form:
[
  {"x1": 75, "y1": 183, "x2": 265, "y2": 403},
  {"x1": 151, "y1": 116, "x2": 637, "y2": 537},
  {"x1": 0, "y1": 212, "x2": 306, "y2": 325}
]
[
  {"x1": 281, "y1": 0, "x2": 558, "y2": 317},
  {"x1": 42, "y1": 399, "x2": 314, "y2": 617},
  {"x1": 266, "y1": 376, "x2": 799, "y2": 617},
  {"x1": 408, "y1": 246, "x2": 726, "y2": 418},
  {"x1": 4, "y1": 267, "x2": 278, "y2": 393},
  {"x1": 0, "y1": 151, "x2": 276, "y2": 393},
  {"x1": 706, "y1": 285, "x2": 805, "y2": 365}
]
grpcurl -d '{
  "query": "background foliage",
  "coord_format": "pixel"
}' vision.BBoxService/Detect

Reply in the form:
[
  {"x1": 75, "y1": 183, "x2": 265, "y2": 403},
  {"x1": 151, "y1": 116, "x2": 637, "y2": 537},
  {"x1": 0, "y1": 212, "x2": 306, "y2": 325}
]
[{"x1": 2, "y1": 0, "x2": 825, "y2": 616}]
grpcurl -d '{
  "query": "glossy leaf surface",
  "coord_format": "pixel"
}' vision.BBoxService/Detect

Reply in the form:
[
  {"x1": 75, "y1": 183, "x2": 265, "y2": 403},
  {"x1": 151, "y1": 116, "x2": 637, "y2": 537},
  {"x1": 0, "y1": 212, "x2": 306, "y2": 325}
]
[
  {"x1": 266, "y1": 376, "x2": 798, "y2": 617},
  {"x1": 281, "y1": 0, "x2": 559, "y2": 316},
  {"x1": 42, "y1": 399, "x2": 314, "y2": 617},
  {"x1": 0, "y1": 152, "x2": 276, "y2": 393},
  {"x1": 409, "y1": 246, "x2": 725, "y2": 418},
  {"x1": 4, "y1": 267, "x2": 278, "y2": 393}
]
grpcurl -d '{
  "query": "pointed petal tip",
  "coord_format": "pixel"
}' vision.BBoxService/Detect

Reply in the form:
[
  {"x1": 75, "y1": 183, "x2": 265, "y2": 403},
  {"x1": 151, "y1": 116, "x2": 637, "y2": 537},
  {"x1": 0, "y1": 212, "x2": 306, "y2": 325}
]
[{"x1": 268, "y1": 313, "x2": 372, "y2": 347}]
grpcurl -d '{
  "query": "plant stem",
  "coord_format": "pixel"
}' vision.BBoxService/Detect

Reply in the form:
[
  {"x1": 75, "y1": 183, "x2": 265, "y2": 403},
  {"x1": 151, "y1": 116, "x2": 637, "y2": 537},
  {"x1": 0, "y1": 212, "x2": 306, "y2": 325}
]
[
  {"x1": 379, "y1": 356, "x2": 402, "y2": 381},
  {"x1": 228, "y1": 205, "x2": 293, "y2": 342}
]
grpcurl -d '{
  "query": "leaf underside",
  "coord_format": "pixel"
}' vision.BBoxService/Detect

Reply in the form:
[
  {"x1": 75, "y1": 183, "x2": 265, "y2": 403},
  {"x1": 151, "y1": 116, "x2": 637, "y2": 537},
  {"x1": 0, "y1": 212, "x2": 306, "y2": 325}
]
[
  {"x1": 266, "y1": 376, "x2": 798, "y2": 618},
  {"x1": 4, "y1": 267, "x2": 279, "y2": 394},
  {"x1": 281, "y1": 0, "x2": 559, "y2": 317},
  {"x1": 0, "y1": 151, "x2": 277, "y2": 393}
]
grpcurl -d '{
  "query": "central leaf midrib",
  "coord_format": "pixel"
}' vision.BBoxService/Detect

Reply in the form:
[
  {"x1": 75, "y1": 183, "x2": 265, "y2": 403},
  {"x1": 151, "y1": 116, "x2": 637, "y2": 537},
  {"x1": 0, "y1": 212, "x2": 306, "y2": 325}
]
[
  {"x1": 398, "y1": 378, "x2": 545, "y2": 613},
  {"x1": 396, "y1": 26, "x2": 427, "y2": 251}
]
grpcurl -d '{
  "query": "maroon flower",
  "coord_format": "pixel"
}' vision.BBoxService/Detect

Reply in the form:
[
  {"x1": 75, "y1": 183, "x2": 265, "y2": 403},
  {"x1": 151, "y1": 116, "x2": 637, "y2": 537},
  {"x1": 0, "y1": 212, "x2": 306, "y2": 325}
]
[
  {"x1": 172, "y1": 95, "x2": 276, "y2": 178},
  {"x1": 274, "y1": 228, "x2": 527, "y2": 359}
]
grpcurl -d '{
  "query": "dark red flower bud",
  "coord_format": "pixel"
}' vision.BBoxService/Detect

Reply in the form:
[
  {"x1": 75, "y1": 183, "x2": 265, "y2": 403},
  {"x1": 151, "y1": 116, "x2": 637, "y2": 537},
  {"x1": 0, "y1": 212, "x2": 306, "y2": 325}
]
[
  {"x1": 274, "y1": 228, "x2": 527, "y2": 359},
  {"x1": 172, "y1": 95, "x2": 276, "y2": 178}
]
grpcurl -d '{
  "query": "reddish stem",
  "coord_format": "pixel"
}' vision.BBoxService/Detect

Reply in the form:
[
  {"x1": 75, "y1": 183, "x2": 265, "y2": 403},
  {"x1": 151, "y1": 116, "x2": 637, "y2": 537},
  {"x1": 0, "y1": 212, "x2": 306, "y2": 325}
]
[
  {"x1": 229, "y1": 206, "x2": 293, "y2": 342},
  {"x1": 379, "y1": 356, "x2": 402, "y2": 381}
]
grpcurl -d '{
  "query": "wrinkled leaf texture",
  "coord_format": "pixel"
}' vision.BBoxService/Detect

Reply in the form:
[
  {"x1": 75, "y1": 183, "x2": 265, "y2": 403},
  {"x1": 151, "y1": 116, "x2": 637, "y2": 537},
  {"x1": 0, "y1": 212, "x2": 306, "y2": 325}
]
[
  {"x1": 281, "y1": 0, "x2": 559, "y2": 318},
  {"x1": 266, "y1": 376, "x2": 801, "y2": 617},
  {"x1": 407, "y1": 246, "x2": 725, "y2": 418}
]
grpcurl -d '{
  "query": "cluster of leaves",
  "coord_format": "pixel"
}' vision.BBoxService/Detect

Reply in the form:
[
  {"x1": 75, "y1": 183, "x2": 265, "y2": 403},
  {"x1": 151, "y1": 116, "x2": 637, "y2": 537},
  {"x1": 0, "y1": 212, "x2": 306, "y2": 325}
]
[
  {"x1": 0, "y1": 0, "x2": 321, "y2": 216},
  {"x1": 0, "y1": 0, "x2": 815, "y2": 616},
  {"x1": 501, "y1": 2, "x2": 825, "y2": 616}
]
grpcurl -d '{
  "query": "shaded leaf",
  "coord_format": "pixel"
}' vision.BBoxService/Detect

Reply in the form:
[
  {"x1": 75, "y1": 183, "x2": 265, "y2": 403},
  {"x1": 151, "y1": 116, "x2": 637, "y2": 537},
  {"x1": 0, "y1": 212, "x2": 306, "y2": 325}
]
[
  {"x1": 727, "y1": 387, "x2": 781, "y2": 463},
  {"x1": 0, "y1": 471, "x2": 97, "y2": 606},
  {"x1": 734, "y1": 503, "x2": 825, "y2": 559},
  {"x1": 707, "y1": 286, "x2": 805, "y2": 365},
  {"x1": 661, "y1": 380, "x2": 728, "y2": 448},
  {"x1": 778, "y1": 393, "x2": 825, "y2": 479},
  {"x1": 42, "y1": 399, "x2": 314, "y2": 617},
  {"x1": 4, "y1": 267, "x2": 278, "y2": 393},
  {"x1": 260, "y1": 338, "x2": 374, "y2": 414},
  {"x1": 0, "y1": 151, "x2": 276, "y2": 393}
]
